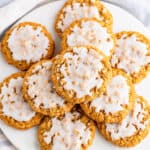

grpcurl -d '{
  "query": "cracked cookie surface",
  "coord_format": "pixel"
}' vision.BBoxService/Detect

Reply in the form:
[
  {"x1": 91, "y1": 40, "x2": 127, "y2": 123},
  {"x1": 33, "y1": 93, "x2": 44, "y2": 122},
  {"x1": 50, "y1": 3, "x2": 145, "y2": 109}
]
[
  {"x1": 111, "y1": 31, "x2": 150, "y2": 83},
  {"x1": 38, "y1": 108, "x2": 96, "y2": 150},
  {"x1": 0, "y1": 72, "x2": 43, "y2": 129},
  {"x1": 97, "y1": 96, "x2": 150, "y2": 147},
  {"x1": 62, "y1": 18, "x2": 115, "y2": 57},
  {"x1": 1, "y1": 22, "x2": 54, "y2": 70},
  {"x1": 23, "y1": 60, "x2": 74, "y2": 117},
  {"x1": 55, "y1": 0, "x2": 113, "y2": 37},
  {"x1": 51, "y1": 46, "x2": 112, "y2": 104},
  {"x1": 81, "y1": 69, "x2": 135, "y2": 123}
]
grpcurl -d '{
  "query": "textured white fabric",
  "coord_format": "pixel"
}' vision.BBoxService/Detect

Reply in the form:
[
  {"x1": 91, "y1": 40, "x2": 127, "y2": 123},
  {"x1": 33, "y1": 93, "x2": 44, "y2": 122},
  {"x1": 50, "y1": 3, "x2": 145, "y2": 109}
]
[
  {"x1": 103, "y1": 0, "x2": 150, "y2": 28},
  {"x1": 0, "y1": 130, "x2": 16, "y2": 150},
  {"x1": 0, "y1": 0, "x2": 48, "y2": 34}
]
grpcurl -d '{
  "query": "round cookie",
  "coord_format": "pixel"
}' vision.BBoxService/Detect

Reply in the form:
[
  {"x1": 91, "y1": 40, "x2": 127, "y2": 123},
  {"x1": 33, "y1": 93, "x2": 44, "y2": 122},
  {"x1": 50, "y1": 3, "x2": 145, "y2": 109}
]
[
  {"x1": 62, "y1": 18, "x2": 115, "y2": 57},
  {"x1": 51, "y1": 46, "x2": 112, "y2": 104},
  {"x1": 38, "y1": 107, "x2": 96, "y2": 150},
  {"x1": 55, "y1": 0, "x2": 113, "y2": 37},
  {"x1": 98, "y1": 96, "x2": 150, "y2": 147},
  {"x1": 111, "y1": 31, "x2": 150, "y2": 83},
  {"x1": 81, "y1": 69, "x2": 135, "y2": 123},
  {"x1": 1, "y1": 22, "x2": 54, "y2": 70},
  {"x1": 23, "y1": 59, "x2": 74, "y2": 117},
  {"x1": 0, "y1": 72, "x2": 43, "y2": 129}
]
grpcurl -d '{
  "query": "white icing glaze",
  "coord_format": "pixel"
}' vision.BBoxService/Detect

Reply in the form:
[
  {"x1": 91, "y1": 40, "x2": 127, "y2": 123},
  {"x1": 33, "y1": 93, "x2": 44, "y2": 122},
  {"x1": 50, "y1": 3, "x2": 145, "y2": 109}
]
[
  {"x1": 67, "y1": 20, "x2": 114, "y2": 56},
  {"x1": 58, "y1": 2, "x2": 101, "y2": 32},
  {"x1": 8, "y1": 25, "x2": 49, "y2": 63},
  {"x1": 27, "y1": 61, "x2": 65, "y2": 109},
  {"x1": 90, "y1": 75, "x2": 129, "y2": 114},
  {"x1": 106, "y1": 98, "x2": 149, "y2": 140},
  {"x1": 0, "y1": 77, "x2": 35, "y2": 121},
  {"x1": 111, "y1": 34, "x2": 150, "y2": 74},
  {"x1": 44, "y1": 111, "x2": 91, "y2": 150},
  {"x1": 60, "y1": 47, "x2": 104, "y2": 98}
]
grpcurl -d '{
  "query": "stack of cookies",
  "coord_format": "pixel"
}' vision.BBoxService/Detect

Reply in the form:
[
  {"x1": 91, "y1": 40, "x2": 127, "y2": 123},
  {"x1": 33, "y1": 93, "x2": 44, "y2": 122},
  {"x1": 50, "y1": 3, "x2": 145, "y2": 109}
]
[{"x1": 0, "y1": 0, "x2": 150, "y2": 149}]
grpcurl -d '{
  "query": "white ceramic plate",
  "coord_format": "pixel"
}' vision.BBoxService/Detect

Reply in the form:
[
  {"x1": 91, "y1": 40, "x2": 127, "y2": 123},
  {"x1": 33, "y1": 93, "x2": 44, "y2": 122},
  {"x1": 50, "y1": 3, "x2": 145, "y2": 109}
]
[{"x1": 0, "y1": 1, "x2": 150, "y2": 150}]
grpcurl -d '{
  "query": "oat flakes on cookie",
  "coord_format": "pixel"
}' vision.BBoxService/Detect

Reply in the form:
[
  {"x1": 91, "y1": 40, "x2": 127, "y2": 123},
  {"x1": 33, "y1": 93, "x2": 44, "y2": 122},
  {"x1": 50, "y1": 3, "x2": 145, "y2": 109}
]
[
  {"x1": 51, "y1": 46, "x2": 112, "y2": 104},
  {"x1": 62, "y1": 18, "x2": 115, "y2": 57},
  {"x1": 0, "y1": 72, "x2": 43, "y2": 129},
  {"x1": 98, "y1": 96, "x2": 150, "y2": 147},
  {"x1": 23, "y1": 60, "x2": 74, "y2": 117},
  {"x1": 55, "y1": 0, "x2": 113, "y2": 37},
  {"x1": 38, "y1": 107, "x2": 96, "y2": 150},
  {"x1": 111, "y1": 31, "x2": 150, "y2": 83},
  {"x1": 81, "y1": 69, "x2": 135, "y2": 123},
  {"x1": 1, "y1": 22, "x2": 54, "y2": 70}
]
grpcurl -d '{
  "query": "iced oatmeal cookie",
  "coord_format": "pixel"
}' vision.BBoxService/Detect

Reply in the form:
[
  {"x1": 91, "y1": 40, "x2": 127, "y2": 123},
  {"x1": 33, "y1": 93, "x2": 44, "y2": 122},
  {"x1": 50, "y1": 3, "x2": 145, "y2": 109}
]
[
  {"x1": 81, "y1": 69, "x2": 135, "y2": 123},
  {"x1": 51, "y1": 46, "x2": 112, "y2": 104},
  {"x1": 1, "y1": 22, "x2": 54, "y2": 70},
  {"x1": 62, "y1": 18, "x2": 115, "y2": 57},
  {"x1": 23, "y1": 60, "x2": 74, "y2": 117},
  {"x1": 111, "y1": 31, "x2": 150, "y2": 83},
  {"x1": 98, "y1": 96, "x2": 150, "y2": 147},
  {"x1": 38, "y1": 108, "x2": 96, "y2": 150},
  {"x1": 0, "y1": 72, "x2": 42, "y2": 129},
  {"x1": 55, "y1": 0, "x2": 113, "y2": 37}
]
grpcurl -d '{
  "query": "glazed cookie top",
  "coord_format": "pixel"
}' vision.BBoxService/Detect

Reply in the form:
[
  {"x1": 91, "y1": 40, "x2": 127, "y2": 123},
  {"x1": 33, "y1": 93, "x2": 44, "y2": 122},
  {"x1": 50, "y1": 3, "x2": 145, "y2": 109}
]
[
  {"x1": 7, "y1": 23, "x2": 50, "y2": 63},
  {"x1": 89, "y1": 71, "x2": 131, "y2": 114},
  {"x1": 111, "y1": 32, "x2": 150, "y2": 75},
  {"x1": 24, "y1": 60, "x2": 66, "y2": 109},
  {"x1": 105, "y1": 96, "x2": 150, "y2": 140},
  {"x1": 55, "y1": 0, "x2": 112, "y2": 35},
  {"x1": 0, "y1": 73, "x2": 35, "y2": 122},
  {"x1": 43, "y1": 111, "x2": 92, "y2": 150},
  {"x1": 62, "y1": 18, "x2": 115, "y2": 56},
  {"x1": 52, "y1": 46, "x2": 110, "y2": 100}
]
